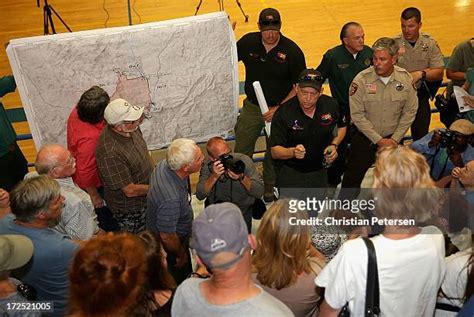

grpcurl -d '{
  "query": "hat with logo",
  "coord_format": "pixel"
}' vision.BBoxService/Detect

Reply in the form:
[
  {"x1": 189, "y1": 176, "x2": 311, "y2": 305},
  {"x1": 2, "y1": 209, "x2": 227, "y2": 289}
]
[
  {"x1": 0, "y1": 235, "x2": 34, "y2": 272},
  {"x1": 192, "y1": 202, "x2": 249, "y2": 269},
  {"x1": 104, "y1": 98, "x2": 144, "y2": 125},
  {"x1": 298, "y1": 69, "x2": 324, "y2": 92},
  {"x1": 258, "y1": 8, "x2": 281, "y2": 31},
  {"x1": 450, "y1": 119, "x2": 474, "y2": 135}
]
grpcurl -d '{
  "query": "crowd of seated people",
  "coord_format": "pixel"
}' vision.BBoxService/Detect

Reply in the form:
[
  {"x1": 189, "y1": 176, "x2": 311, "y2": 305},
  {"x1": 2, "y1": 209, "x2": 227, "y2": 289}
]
[{"x1": 1, "y1": 4, "x2": 474, "y2": 317}]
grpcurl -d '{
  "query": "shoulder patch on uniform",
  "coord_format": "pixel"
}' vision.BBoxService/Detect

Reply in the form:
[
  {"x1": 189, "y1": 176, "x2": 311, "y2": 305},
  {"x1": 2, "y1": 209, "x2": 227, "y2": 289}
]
[
  {"x1": 350, "y1": 82, "x2": 359, "y2": 96},
  {"x1": 364, "y1": 58, "x2": 371, "y2": 66}
]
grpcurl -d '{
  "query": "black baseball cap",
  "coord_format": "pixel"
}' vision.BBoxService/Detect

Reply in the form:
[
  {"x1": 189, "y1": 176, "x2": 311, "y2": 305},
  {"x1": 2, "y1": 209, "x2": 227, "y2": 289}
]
[
  {"x1": 298, "y1": 69, "x2": 324, "y2": 91},
  {"x1": 258, "y1": 8, "x2": 281, "y2": 31}
]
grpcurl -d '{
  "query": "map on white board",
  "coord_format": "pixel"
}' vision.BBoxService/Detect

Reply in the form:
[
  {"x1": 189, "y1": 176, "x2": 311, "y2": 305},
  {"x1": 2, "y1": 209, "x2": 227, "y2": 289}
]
[{"x1": 6, "y1": 12, "x2": 239, "y2": 150}]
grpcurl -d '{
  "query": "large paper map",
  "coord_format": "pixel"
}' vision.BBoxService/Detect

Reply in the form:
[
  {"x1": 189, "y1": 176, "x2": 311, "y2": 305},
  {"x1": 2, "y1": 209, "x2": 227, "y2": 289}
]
[{"x1": 6, "y1": 12, "x2": 239, "y2": 150}]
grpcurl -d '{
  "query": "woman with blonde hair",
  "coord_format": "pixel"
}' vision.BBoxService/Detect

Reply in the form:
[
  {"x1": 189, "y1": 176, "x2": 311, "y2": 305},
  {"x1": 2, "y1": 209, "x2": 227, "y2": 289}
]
[
  {"x1": 316, "y1": 146, "x2": 446, "y2": 317},
  {"x1": 252, "y1": 198, "x2": 325, "y2": 317}
]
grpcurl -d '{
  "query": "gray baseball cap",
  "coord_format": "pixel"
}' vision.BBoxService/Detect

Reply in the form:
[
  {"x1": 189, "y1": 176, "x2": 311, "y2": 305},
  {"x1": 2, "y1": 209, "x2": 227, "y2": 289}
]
[{"x1": 192, "y1": 202, "x2": 249, "y2": 270}]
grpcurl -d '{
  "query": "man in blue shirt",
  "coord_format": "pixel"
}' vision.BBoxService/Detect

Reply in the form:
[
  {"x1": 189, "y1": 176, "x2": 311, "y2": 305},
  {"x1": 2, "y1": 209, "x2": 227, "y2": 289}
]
[
  {"x1": 411, "y1": 119, "x2": 474, "y2": 181},
  {"x1": 0, "y1": 175, "x2": 79, "y2": 316}
]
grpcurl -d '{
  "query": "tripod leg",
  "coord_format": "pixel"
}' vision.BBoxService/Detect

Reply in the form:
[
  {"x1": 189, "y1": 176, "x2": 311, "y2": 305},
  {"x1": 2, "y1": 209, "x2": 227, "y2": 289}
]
[
  {"x1": 235, "y1": 0, "x2": 249, "y2": 22},
  {"x1": 43, "y1": 6, "x2": 48, "y2": 34},
  {"x1": 194, "y1": 0, "x2": 203, "y2": 15},
  {"x1": 48, "y1": 5, "x2": 72, "y2": 32},
  {"x1": 46, "y1": 6, "x2": 56, "y2": 34}
]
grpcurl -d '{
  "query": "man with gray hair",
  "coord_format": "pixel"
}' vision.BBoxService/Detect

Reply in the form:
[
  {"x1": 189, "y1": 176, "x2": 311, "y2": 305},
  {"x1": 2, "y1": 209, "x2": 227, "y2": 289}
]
[
  {"x1": 147, "y1": 138, "x2": 205, "y2": 284},
  {"x1": 0, "y1": 175, "x2": 79, "y2": 316},
  {"x1": 96, "y1": 98, "x2": 154, "y2": 233},
  {"x1": 341, "y1": 37, "x2": 418, "y2": 198},
  {"x1": 316, "y1": 22, "x2": 372, "y2": 193},
  {"x1": 30, "y1": 143, "x2": 99, "y2": 240},
  {"x1": 172, "y1": 202, "x2": 293, "y2": 317}
]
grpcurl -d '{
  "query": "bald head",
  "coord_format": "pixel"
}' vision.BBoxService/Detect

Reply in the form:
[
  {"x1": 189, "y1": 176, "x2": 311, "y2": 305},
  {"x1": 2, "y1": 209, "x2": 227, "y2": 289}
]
[
  {"x1": 206, "y1": 137, "x2": 231, "y2": 160},
  {"x1": 35, "y1": 144, "x2": 76, "y2": 178}
]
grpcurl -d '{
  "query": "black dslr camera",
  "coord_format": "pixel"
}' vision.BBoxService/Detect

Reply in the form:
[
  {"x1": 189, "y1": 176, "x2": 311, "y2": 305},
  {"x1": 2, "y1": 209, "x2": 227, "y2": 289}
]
[
  {"x1": 218, "y1": 154, "x2": 245, "y2": 174},
  {"x1": 437, "y1": 130, "x2": 456, "y2": 149}
]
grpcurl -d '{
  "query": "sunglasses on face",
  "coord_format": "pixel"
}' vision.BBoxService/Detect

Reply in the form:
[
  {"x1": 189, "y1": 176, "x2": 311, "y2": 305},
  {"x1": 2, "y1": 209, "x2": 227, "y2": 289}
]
[
  {"x1": 300, "y1": 75, "x2": 323, "y2": 82},
  {"x1": 260, "y1": 20, "x2": 281, "y2": 26}
]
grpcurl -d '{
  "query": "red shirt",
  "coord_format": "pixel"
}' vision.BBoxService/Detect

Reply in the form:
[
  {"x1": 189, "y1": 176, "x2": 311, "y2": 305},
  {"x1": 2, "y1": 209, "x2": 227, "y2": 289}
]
[{"x1": 67, "y1": 107, "x2": 105, "y2": 189}]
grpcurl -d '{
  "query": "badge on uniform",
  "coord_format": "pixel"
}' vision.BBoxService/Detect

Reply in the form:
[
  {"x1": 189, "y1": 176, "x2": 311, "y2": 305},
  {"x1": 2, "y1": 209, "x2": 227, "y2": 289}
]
[
  {"x1": 366, "y1": 83, "x2": 377, "y2": 94},
  {"x1": 396, "y1": 82, "x2": 405, "y2": 91},
  {"x1": 350, "y1": 82, "x2": 359, "y2": 96},
  {"x1": 291, "y1": 120, "x2": 304, "y2": 131},
  {"x1": 320, "y1": 113, "x2": 334, "y2": 125},
  {"x1": 421, "y1": 43, "x2": 429, "y2": 52},
  {"x1": 276, "y1": 51, "x2": 287, "y2": 62},
  {"x1": 364, "y1": 58, "x2": 371, "y2": 66},
  {"x1": 338, "y1": 64, "x2": 349, "y2": 69}
]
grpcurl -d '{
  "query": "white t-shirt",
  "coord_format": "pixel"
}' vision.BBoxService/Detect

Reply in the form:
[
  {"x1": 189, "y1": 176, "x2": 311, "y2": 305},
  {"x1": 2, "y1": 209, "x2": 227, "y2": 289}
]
[
  {"x1": 435, "y1": 248, "x2": 472, "y2": 317},
  {"x1": 316, "y1": 226, "x2": 446, "y2": 317}
]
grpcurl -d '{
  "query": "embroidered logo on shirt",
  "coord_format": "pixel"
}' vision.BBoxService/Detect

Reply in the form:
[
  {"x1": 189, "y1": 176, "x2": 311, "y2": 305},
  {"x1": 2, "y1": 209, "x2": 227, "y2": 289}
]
[
  {"x1": 366, "y1": 83, "x2": 377, "y2": 94},
  {"x1": 291, "y1": 120, "x2": 304, "y2": 131},
  {"x1": 364, "y1": 58, "x2": 371, "y2": 66},
  {"x1": 350, "y1": 82, "x2": 359, "y2": 96},
  {"x1": 276, "y1": 51, "x2": 287, "y2": 62},
  {"x1": 320, "y1": 113, "x2": 334, "y2": 125},
  {"x1": 338, "y1": 64, "x2": 349, "y2": 69}
]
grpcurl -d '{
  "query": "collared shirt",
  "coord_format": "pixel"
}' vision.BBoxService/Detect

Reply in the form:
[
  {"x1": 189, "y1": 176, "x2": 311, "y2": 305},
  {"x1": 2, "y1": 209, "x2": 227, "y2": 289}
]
[
  {"x1": 349, "y1": 66, "x2": 418, "y2": 144},
  {"x1": 270, "y1": 95, "x2": 344, "y2": 173},
  {"x1": 195, "y1": 153, "x2": 264, "y2": 213},
  {"x1": 394, "y1": 32, "x2": 445, "y2": 72},
  {"x1": 146, "y1": 160, "x2": 193, "y2": 238},
  {"x1": 411, "y1": 131, "x2": 474, "y2": 180},
  {"x1": 317, "y1": 45, "x2": 373, "y2": 113},
  {"x1": 67, "y1": 106, "x2": 105, "y2": 189},
  {"x1": 0, "y1": 76, "x2": 17, "y2": 157},
  {"x1": 237, "y1": 32, "x2": 306, "y2": 105},
  {"x1": 96, "y1": 126, "x2": 154, "y2": 214},
  {"x1": 25, "y1": 172, "x2": 99, "y2": 240},
  {"x1": 0, "y1": 214, "x2": 79, "y2": 317},
  {"x1": 447, "y1": 39, "x2": 474, "y2": 87}
]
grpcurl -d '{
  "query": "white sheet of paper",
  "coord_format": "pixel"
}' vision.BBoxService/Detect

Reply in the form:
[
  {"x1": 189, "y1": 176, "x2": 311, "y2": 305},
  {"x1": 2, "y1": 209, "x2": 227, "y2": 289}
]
[
  {"x1": 454, "y1": 86, "x2": 471, "y2": 113},
  {"x1": 252, "y1": 81, "x2": 271, "y2": 136}
]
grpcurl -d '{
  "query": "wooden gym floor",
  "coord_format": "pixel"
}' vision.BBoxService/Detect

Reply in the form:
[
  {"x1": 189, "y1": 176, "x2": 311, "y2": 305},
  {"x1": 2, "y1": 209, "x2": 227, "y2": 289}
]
[{"x1": 0, "y1": 0, "x2": 473, "y2": 165}]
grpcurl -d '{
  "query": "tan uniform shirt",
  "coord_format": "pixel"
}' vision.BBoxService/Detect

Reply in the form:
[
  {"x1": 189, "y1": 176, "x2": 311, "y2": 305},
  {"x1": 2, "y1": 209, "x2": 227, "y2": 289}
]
[
  {"x1": 394, "y1": 32, "x2": 444, "y2": 72},
  {"x1": 349, "y1": 66, "x2": 418, "y2": 144}
]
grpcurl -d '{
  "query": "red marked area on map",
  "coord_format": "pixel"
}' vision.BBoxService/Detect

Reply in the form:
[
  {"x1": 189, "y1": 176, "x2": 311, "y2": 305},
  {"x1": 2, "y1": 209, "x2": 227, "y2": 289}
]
[{"x1": 111, "y1": 73, "x2": 152, "y2": 113}]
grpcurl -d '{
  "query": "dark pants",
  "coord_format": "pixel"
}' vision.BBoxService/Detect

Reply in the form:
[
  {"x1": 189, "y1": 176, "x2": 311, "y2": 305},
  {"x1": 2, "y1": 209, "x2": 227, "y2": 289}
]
[
  {"x1": 410, "y1": 96, "x2": 431, "y2": 141},
  {"x1": 277, "y1": 165, "x2": 328, "y2": 201},
  {"x1": 327, "y1": 134, "x2": 349, "y2": 186},
  {"x1": 340, "y1": 130, "x2": 377, "y2": 200},
  {"x1": 0, "y1": 142, "x2": 28, "y2": 191},
  {"x1": 234, "y1": 99, "x2": 275, "y2": 185},
  {"x1": 167, "y1": 237, "x2": 192, "y2": 285},
  {"x1": 96, "y1": 186, "x2": 120, "y2": 231}
]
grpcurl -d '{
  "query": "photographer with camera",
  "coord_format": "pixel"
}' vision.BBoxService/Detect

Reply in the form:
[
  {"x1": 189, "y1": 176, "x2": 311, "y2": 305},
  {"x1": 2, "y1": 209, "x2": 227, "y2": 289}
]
[
  {"x1": 196, "y1": 137, "x2": 264, "y2": 233},
  {"x1": 411, "y1": 119, "x2": 474, "y2": 181}
]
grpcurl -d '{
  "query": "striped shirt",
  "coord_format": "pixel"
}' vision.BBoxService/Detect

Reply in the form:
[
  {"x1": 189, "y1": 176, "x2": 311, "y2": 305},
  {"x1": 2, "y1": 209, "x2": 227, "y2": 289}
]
[{"x1": 146, "y1": 160, "x2": 193, "y2": 238}]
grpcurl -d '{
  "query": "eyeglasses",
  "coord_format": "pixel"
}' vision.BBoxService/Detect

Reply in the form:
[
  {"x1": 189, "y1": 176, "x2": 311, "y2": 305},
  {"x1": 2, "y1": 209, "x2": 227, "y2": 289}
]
[
  {"x1": 260, "y1": 20, "x2": 281, "y2": 26},
  {"x1": 300, "y1": 75, "x2": 323, "y2": 82},
  {"x1": 53, "y1": 155, "x2": 75, "y2": 170}
]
